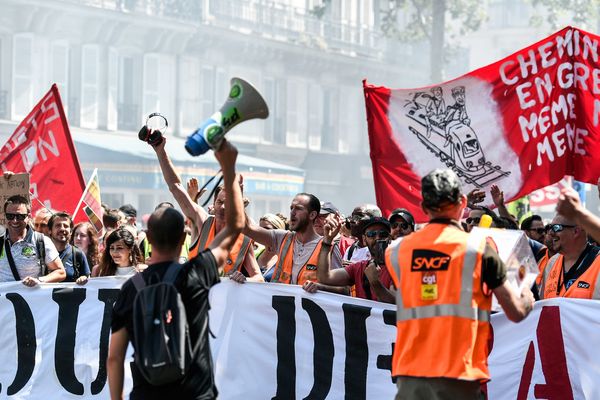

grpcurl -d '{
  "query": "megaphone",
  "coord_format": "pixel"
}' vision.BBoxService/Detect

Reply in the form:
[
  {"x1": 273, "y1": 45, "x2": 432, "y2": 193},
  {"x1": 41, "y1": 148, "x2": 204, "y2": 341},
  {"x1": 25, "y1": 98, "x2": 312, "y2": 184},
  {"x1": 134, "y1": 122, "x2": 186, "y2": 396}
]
[{"x1": 185, "y1": 77, "x2": 269, "y2": 156}]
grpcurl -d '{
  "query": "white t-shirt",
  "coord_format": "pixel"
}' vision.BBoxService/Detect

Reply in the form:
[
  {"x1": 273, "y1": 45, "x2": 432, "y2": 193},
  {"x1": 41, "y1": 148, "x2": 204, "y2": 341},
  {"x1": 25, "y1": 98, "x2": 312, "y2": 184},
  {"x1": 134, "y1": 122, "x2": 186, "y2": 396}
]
[
  {"x1": 0, "y1": 228, "x2": 59, "y2": 282},
  {"x1": 343, "y1": 244, "x2": 371, "y2": 264}
]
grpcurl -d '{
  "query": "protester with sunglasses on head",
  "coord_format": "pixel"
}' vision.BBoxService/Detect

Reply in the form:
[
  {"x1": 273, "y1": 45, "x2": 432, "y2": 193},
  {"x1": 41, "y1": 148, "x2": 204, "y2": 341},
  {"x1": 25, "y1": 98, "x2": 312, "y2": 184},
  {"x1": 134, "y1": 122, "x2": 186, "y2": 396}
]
[
  {"x1": 0, "y1": 177, "x2": 66, "y2": 286},
  {"x1": 315, "y1": 215, "x2": 394, "y2": 302},
  {"x1": 536, "y1": 190, "x2": 600, "y2": 300},
  {"x1": 388, "y1": 208, "x2": 415, "y2": 239}
]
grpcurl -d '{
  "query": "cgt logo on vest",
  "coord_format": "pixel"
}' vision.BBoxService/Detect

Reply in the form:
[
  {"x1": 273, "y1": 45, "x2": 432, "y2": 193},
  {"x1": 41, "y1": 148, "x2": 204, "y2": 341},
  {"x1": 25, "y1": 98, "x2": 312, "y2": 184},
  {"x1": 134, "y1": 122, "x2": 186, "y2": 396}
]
[{"x1": 411, "y1": 249, "x2": 451, "y2": 271}]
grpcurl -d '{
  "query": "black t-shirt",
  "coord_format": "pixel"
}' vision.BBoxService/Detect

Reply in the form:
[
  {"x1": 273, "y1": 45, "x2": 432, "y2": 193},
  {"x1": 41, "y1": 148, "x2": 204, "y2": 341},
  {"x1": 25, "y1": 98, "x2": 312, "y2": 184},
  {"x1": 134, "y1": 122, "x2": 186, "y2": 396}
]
[{"x1": 111, "y1": 250, "x2": 220, "y2": 400}]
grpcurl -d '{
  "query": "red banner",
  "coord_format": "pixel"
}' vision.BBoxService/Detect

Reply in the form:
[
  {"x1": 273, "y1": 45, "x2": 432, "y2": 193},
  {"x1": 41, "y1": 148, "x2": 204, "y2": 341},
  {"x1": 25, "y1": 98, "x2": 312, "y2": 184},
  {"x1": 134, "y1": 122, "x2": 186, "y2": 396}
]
[
  {"x1": 0, "y1": 84, "x2": 85, "y2": 215},
  {"x1": 364, "y1": 26, "x2": 600, "y2": 222}
]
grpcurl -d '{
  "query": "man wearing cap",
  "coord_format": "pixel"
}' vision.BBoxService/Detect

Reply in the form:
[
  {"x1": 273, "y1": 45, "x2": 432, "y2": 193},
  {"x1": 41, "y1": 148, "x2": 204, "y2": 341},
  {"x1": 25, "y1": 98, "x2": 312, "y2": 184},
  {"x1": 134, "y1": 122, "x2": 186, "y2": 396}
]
[
  {"x1": 385, "y1": 168, "x2": 534, "y2": 400},
  {"x1": 388, "y1": 208, "x2": 415, "y2": 240},
  {"x1": 314, "y1": 201, "x2": 339, "y2": 236},
  {"x1": 343, "y1": 204, "x2": 383, "y2": 264},
  {"x1": 316, "y1": 215, "x2": 394, "y2": 303}
]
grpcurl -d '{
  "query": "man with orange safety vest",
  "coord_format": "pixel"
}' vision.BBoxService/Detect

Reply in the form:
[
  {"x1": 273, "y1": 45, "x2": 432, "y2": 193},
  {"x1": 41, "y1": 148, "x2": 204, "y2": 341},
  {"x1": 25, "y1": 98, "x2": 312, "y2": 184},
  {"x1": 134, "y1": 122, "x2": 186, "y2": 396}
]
[
  {"x1": 536, "y1": 199, "x2": 600, "y2": 299},
  {"x1": 385, "y1": 169, "x2": 534, "y2": 400},
  {"x1": 150, "y1": 137, "x2": 263, "y2": 282},
  {"x1": 243, "y1": 192, "x2": 347, "y2": 293}
]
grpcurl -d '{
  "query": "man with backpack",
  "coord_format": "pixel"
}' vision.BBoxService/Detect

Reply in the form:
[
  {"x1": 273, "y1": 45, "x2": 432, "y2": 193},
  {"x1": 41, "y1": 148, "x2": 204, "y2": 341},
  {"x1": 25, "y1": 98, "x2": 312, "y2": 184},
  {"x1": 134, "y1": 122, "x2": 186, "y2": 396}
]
[{"x1": 108, "y1": 140, "x2": 245, "y2": 400}]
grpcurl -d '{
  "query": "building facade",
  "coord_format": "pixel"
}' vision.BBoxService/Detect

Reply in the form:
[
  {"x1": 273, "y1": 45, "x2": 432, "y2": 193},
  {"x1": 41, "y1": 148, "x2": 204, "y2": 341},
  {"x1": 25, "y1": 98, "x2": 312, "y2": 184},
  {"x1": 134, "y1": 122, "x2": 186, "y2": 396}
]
[{"x1": 0, "y1": 0, "x2": 431, "y2": 219}]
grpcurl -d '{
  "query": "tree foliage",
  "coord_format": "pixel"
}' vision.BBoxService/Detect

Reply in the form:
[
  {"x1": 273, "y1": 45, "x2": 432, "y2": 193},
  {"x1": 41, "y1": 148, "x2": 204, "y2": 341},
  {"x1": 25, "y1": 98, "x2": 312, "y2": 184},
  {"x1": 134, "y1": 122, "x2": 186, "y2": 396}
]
[{"x1": 531, "y1": 0, "x2": 600, "y2": 31}]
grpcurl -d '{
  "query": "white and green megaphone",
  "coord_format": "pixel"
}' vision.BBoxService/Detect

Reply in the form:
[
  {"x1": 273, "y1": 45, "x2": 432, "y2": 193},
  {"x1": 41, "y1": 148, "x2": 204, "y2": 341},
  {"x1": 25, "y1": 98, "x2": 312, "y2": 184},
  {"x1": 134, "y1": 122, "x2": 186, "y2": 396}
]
[{"x1": 185, "y1": 77, "x2": 269, "y2": 156}]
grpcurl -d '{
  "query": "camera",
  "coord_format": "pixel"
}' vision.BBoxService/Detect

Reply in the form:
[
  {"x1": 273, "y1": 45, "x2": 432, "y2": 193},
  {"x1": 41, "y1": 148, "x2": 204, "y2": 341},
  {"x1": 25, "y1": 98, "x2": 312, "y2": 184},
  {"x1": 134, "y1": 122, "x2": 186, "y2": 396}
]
[{"x1": 373, "y1": 239, "x2": 388, "y2": 266}]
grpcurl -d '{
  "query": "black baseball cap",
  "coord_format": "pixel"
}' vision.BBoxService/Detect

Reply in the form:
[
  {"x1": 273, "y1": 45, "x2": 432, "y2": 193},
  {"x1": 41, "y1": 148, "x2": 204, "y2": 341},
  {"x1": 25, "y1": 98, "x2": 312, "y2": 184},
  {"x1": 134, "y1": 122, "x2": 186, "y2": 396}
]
[
  {"x1": 320, "y1": 201, "x2": 339, "y2": 216},
  {"x1": 389, "y1": 208, "x2": 415, "y2": 228},
  {"x1": 421, "y1": 169, "x2": 462, "y2": 210},
  {"x1": 119, "y1": 204, "x2": 137, "y2": 218},
  {"x1": 361, "y1": 216, "x2": 391, "y2": 234}
]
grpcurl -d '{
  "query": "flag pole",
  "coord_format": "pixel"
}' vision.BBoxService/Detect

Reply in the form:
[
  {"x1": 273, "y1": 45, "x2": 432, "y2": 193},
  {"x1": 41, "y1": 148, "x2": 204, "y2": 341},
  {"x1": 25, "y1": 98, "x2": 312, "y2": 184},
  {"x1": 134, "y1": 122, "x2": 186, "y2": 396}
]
[{"x1": 73, "y1": 168, "x2": 98, "y2": 217}]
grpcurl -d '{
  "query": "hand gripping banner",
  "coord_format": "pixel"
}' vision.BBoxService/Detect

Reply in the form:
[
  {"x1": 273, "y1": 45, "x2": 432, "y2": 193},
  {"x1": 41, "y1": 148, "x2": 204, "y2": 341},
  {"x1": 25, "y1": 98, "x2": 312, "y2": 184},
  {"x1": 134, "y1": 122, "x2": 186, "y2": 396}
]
[{"x1": 364, "y1": 26, "x2": 600, "y2": 221}]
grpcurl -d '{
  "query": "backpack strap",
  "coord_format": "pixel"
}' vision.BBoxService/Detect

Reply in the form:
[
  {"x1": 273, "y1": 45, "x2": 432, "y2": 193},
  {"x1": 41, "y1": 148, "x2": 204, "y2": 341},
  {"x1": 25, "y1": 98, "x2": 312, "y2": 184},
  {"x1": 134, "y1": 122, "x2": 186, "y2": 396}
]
[
  {"x1": 4, "y1": 237, "x2": 21, "y2": 281},
  {"x1": 163, "y1": 262, "x2": 182, "y2": 284},
  {"x1": 34, "y1": 232, "x2": 47, "y2": 276},
  {"x1": 131, "y1": 272, "x2": 146, "y2": 292}
]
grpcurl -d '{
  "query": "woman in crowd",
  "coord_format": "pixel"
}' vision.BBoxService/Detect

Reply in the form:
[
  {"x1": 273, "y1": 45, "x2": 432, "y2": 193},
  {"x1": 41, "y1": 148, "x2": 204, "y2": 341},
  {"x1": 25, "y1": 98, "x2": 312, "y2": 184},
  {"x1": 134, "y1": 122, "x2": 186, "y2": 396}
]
[
  {"x1": 255, "y1": 213, "x2": 287, "y2": 282},
  {"x1": 71, "y1": 222, "x2": 100, "y2": 269},
  {"x1": 92, "y1": 227, "x2": 145, "y2": 277}
]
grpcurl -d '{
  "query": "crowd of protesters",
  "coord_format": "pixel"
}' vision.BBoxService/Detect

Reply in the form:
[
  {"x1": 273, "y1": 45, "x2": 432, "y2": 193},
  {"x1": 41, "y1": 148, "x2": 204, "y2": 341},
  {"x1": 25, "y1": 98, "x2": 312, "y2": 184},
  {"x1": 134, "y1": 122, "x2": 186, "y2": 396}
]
[
  {"x1": 1, "y1": 141, "x2": 600, "y2": 400},
  {"x1": 2, "y1": 166, "x2": 599, "y2": 303}
]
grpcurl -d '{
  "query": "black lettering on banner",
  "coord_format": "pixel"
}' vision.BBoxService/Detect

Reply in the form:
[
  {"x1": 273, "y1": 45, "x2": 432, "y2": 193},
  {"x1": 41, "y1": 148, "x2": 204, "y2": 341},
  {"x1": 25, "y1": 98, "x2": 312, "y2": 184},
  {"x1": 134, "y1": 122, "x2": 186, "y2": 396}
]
[
  {"x1": 52, "y1": 288, "x2": 86, "y2": 395},
  {"x1": 5, "y1": 293, "x2": 37, "y2": 395},
  {"x1": 272, "y1": 296, "x2": 296, "y2": 400},
  {"x1": 343, "y1": 303, "x2": 371, "y2": 400},
  {"x1": 376, "y1": 309, "x2": 397, "y2": 383},
  {"x1": 301, "y1": 298, "x2": 333, "y2": 400},
  {"x1": 91, "y1": 288, "x2": 120, "y2": 394}
]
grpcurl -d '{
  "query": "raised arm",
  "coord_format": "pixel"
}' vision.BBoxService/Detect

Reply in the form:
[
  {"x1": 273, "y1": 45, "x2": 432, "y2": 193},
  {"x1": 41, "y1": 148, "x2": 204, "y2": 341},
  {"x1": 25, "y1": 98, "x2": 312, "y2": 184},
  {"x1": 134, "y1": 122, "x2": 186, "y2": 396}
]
[
  {"x1": 242, "y1": 217, "x2": 274, "y2": 247},
  {"x1": 209, "y1": 141, "x2": 244, "y2": 269},
  {"x1": 316, "y1": 215, "x2": 352, "y2": 286},
  {"x1": 152, "y1": 138, "x2": 209, "y2": 228},
  {"x1": 557, "y1": 187, "x2": 600, "y2": 244},
  {"x1": 490, "y1": 184, "x2": 517, "y2": 226}
]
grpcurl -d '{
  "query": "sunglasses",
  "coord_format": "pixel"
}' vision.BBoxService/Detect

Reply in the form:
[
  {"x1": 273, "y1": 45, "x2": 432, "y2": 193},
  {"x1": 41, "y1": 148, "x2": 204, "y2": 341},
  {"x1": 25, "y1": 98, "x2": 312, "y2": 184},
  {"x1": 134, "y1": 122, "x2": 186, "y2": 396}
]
[
  {"x1": 391, "y1": 222, "x2": 410, "y2": 230},
  {"x1": 5, "y1": 213, "x2": 28, "y2": 221},
  {"x1": 528, "y1": 228, "x2": 546, "y2": 235},
  {"x1": 546, "y1": 223, "x2": 576, "y2": 233},
  {"x1": 466, "y1": 217, "x2": 481, "y2": 225},
  {"x1": 365, "y1": 230, "x2": 390, "y2": 239}
]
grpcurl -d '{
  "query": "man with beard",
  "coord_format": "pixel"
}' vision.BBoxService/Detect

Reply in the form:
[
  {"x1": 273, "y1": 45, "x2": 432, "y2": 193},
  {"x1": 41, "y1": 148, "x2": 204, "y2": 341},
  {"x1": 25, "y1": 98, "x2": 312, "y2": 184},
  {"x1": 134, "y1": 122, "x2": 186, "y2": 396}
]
[
  {"x1": 537, "y1": 212, "x2": 600, "y2": 299},
  {"x1": 0, "y1": 193, "x2": 65, "y2": 285},
  {"x1": 316, "y1": 215, "x2": 395, "y2": 303},
  {"x1": 48, "y1": 212, "x2": 90, "y2": 284},
  {"x1": 243, "y1": 193, "x2": 345, "y2": 293}
]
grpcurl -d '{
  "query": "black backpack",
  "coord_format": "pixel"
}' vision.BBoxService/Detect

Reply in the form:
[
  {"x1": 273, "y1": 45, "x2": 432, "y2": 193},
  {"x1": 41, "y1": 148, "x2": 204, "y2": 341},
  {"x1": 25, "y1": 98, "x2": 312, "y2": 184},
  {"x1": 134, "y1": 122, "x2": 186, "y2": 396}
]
[{"x1": 131, "y1": 263, "x2": 194, "y2": 385}]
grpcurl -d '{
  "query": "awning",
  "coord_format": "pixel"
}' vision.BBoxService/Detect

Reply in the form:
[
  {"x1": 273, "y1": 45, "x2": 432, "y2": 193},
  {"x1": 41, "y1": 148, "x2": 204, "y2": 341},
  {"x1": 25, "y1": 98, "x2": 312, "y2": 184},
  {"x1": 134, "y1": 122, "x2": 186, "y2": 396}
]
[{"x1": 72, "y1": 131, "x2": 304, "y2": 197}]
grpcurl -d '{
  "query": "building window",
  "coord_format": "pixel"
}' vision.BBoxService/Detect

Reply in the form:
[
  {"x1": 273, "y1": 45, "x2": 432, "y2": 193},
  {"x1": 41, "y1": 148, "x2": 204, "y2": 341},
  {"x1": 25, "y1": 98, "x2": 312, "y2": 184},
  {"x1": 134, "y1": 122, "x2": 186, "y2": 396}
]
[
  {"x1": 107, "y1": 48, "x2": 118, "y2": 131},
  {"x1": 321, "y1": 87, "x2": 339, "y2": 152},
  {"x1": 12, "y1": 33, "x2": 34, "y2": 120},
  {"x1": 143, "y1": 53, "x2": 176, "y2": 128},
  {"x1": 286, "y1": 79, "x2": 307, "y2": 147},
  {"x1": 200, "y1": 66, "x2": 215, "y2": 120},
  {"x1": 51, "y1": 41, "x2": 69, "y2": 115},
  {"x1": 118, "y1": 54, "x2": 138, "y2": 131},
  {"x1": 179, "y1": 57, "x2": 202, "y2": 135},
  {"x1": 308, "y1": 83, "x2": 323, "y2": 151},
  {"x1": 81, "y1": 44, "x2": 100, "y2": 129}
]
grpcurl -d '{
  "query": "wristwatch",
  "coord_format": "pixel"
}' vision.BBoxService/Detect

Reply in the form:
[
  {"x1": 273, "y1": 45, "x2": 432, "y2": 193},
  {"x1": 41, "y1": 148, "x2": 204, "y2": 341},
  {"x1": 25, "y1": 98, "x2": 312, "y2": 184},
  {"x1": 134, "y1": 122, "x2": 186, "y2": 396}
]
[{"x1": 38, "y1": 276, "x2": 45, "y2": 283}]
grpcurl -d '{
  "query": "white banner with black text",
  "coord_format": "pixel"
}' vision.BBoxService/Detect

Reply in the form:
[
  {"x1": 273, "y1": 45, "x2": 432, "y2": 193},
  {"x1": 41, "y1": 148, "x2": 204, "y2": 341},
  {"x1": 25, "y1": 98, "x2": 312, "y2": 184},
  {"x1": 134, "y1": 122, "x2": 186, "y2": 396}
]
[{"x1": 0, "y1": 279, "x2": 598, "y2": 399}]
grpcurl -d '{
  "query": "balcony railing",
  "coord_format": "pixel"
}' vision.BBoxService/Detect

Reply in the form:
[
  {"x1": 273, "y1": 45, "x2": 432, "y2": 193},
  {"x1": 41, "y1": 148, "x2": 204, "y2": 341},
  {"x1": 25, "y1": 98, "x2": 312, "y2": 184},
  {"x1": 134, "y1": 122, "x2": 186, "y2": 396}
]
[
  {"x1": 68, "y1": 0, "x2": 202, "y2": 23},
  {"x1": 207, "y1": 1, "x2": 385, "y2": 59}
]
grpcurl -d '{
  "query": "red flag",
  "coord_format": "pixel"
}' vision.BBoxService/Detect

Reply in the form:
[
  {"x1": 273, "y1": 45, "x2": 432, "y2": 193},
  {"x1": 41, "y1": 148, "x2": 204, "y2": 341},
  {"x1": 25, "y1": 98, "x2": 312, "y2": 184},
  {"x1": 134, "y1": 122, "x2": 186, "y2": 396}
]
[
  {"x1": 364, "y1": 26, "x2": 600, "y2": 222},
  {"x1": 0, "y1": 84, "x2": 85, "y2": 214}
]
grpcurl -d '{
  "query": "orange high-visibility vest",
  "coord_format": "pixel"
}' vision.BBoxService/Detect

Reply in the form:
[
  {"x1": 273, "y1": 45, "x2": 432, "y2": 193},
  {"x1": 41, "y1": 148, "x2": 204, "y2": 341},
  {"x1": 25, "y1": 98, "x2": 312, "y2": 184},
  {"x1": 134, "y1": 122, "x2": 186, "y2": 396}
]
[
  {"x1": 188, "y1": 216, "x2": 253, "y2": 275},
  {"x1": 385, "y1": 222, "x2": 492, "y2": 381},
  {"x1": 537, "y1": 252, "x2": 600, "y2": 299},
  {"x1": 534, "y1": 250, "x2": 550, "y2": 288},
  {"x1": 271, "y1": 232, "x2": 322, "y2": 285}
]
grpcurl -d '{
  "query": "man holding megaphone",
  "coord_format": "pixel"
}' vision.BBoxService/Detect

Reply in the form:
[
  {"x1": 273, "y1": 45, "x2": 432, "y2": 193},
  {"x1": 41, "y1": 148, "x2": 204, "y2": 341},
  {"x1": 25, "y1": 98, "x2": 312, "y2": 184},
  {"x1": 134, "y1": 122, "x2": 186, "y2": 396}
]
[{"x1": 148, "y1": 136, "x2": 263, "y2": 282}]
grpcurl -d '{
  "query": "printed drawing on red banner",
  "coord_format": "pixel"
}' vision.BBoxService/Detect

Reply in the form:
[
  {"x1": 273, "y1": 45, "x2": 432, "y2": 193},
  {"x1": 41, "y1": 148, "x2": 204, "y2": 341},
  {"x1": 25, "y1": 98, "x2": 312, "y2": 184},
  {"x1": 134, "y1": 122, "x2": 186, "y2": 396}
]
[
  {"x1": 0, "y1": 84, "x2": 85, "y2": 214},
  {"x1": 364, "y1": 26, "x2": 600, "y2": 221}
]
